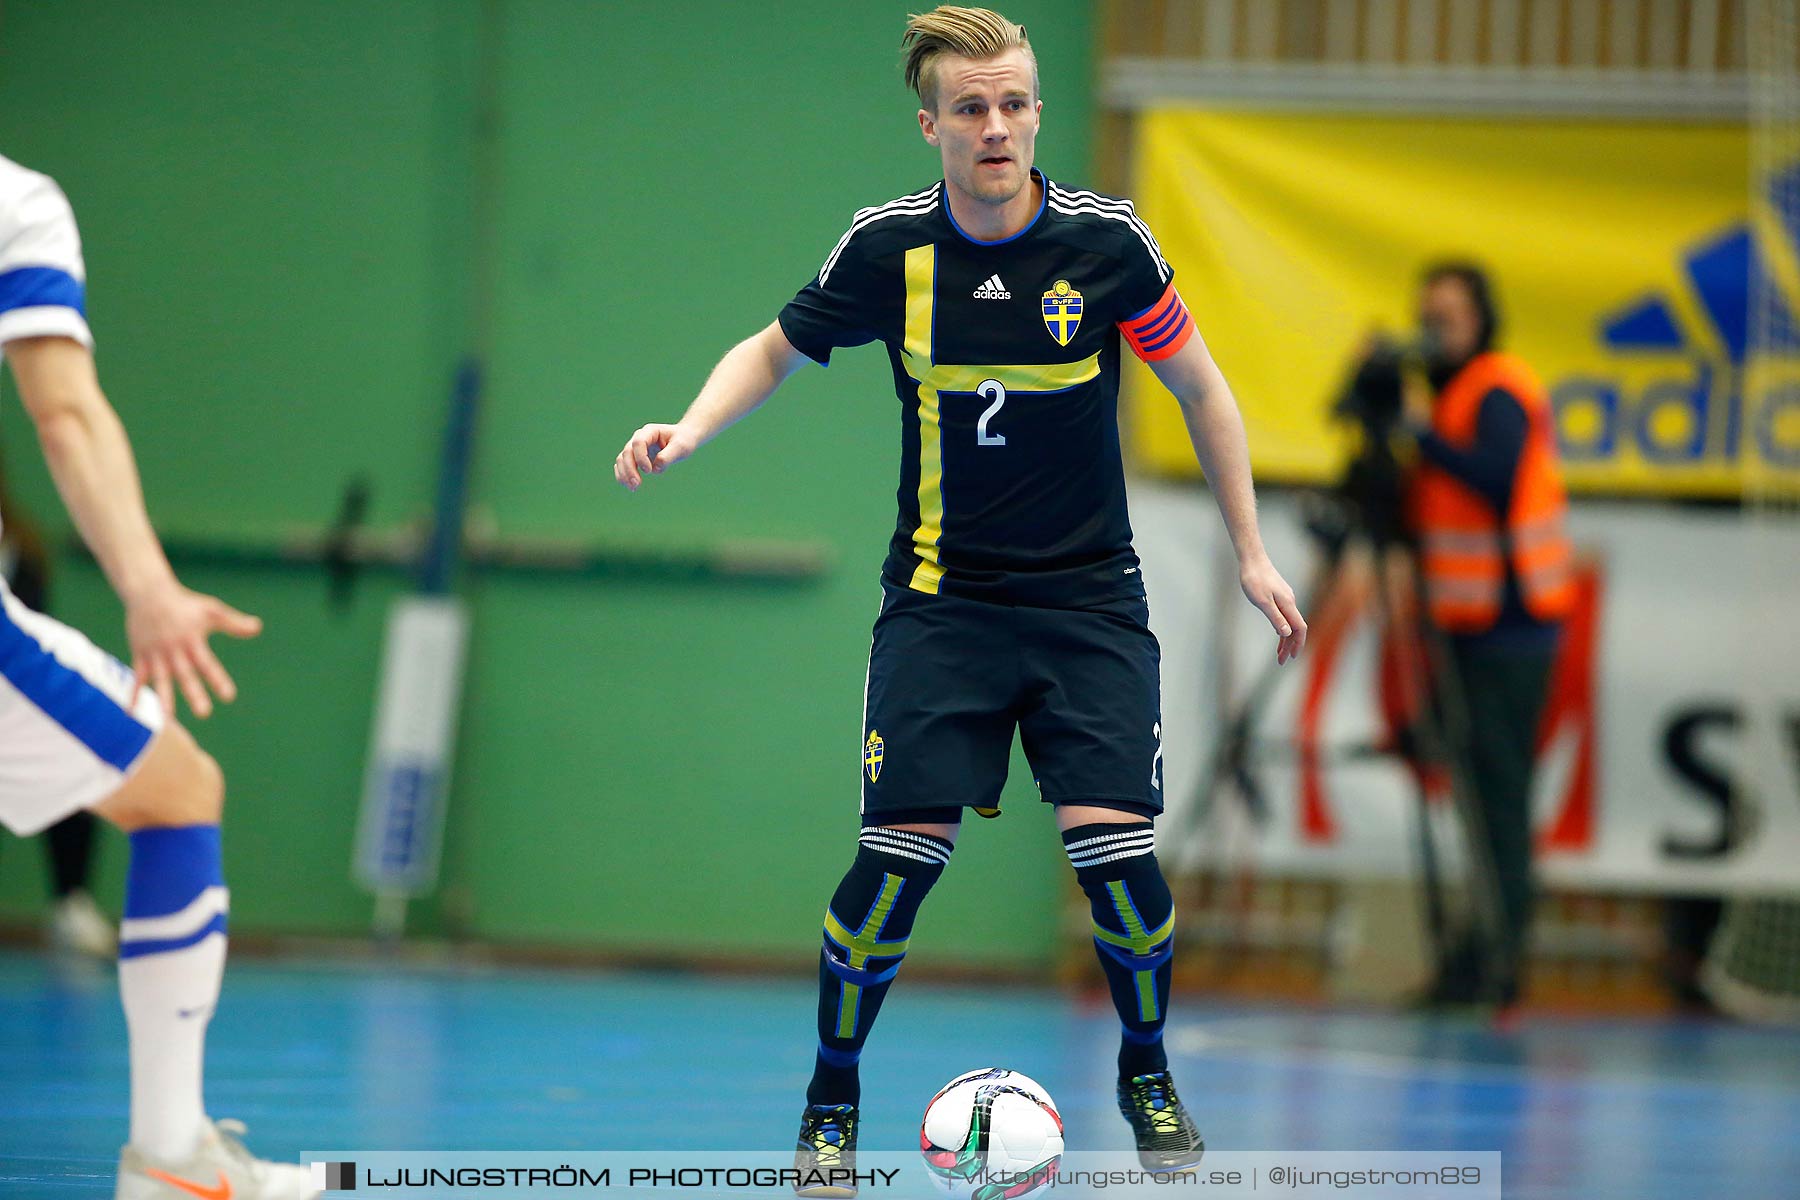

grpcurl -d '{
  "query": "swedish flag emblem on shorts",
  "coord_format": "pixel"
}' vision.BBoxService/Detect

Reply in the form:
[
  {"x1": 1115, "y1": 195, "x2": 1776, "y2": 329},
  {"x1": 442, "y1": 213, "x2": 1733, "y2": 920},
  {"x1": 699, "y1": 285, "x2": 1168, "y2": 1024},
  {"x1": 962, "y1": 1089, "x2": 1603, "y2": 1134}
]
[
  {"x1": 1042, "y1": 279, "x2": 1083, "y2": 346},
  {"x1": 864, "y1": 729, "x2": 884, "y2": 783}
]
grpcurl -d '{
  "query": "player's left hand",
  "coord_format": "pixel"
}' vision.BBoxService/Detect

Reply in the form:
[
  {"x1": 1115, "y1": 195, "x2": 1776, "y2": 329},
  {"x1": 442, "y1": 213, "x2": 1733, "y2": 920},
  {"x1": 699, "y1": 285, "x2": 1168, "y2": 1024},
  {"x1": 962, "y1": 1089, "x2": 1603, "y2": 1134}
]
[
  {"x1": 125, "y1": 583, "x2": 264, "y2": 719},
  {"x1": 1239, "y1": 553, "x2": 1307, "y2": 665}
]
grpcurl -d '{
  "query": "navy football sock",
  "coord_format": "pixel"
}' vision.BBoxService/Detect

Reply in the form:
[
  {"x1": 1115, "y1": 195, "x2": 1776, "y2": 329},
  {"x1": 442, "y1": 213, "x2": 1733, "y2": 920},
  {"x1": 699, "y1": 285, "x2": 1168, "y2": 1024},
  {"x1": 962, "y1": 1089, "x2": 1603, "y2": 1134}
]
[
  {"x1": 807, "y1": 827, "x2": 953, "y2": 1106},
  {"x1": 1063, "y1": 821, "x2": 1174, "y2": 1080}
]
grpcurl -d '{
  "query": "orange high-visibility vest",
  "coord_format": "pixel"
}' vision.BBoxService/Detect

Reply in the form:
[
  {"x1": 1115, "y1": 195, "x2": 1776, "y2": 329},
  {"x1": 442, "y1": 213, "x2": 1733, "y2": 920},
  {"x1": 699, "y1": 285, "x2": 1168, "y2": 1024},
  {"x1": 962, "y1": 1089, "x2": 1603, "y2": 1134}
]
[{"x1": 1408, "y1": 352, "x2": 1575, "y2": 633}]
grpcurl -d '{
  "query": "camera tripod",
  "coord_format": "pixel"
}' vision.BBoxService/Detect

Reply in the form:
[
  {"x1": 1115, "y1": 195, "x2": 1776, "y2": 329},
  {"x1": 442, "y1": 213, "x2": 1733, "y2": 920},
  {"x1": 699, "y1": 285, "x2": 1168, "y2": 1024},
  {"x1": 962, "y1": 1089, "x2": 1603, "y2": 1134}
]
[{"x1": 1170, "y1": 444, "x2": 1514, "y2": 1008}]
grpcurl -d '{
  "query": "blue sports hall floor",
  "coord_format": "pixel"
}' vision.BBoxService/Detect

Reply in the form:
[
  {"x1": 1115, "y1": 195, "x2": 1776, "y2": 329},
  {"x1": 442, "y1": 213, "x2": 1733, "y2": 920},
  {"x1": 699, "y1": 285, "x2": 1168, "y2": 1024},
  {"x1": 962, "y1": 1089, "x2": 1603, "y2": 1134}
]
[{"x1": 1, "y1": 949, "x2": 1796, "y2": 1198}]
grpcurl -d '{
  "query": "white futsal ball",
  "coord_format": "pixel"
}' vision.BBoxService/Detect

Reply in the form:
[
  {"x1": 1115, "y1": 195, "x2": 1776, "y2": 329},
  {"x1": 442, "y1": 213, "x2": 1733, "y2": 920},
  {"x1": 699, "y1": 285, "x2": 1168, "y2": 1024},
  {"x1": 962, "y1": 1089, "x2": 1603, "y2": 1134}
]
[{"x1": 919, "y1": 1067, "x2": 1064, "y2": 1198}]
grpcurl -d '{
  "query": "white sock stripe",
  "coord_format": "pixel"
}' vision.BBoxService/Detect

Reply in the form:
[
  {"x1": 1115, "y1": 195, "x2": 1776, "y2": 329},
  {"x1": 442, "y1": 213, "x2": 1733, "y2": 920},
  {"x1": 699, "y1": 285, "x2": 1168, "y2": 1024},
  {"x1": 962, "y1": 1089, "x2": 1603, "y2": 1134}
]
[
  {"x1": 863, "y1": 844, "x2": 948, "y2": 868},
  {"x1": 859, "y1": 834, "x2": 950, "y2": 866},
  {"x1": 1068, "y1": 832, "x2": 1152, "y2": 853},
  {"x1": 1064, "y1": 828, "x2": 1156, "y2": 852},
  {"x1": 861, "y1": 827, "x2": 952, "y2": 855},
  {"x1": 118, "y1": 886, "x2": 229, "y2": 944},
  {"x1": 861, "y1": 827, "x2": 953, "y2": 855},
  {"x1": 1067, "y1": 839, "x2": 1155, "y2": 865},
  {"x1": 1068, "y1": 845, "x2": 1157, "y2": 868},
  {"x1": 820, "y1": 187, "x2": 942, "y2": 284},
  {"x1": 869, "y1": 827, "x2": 955, "y2": 855},
  {"x1": 1046, "y1": 191, "x2": 1171, "y2": 281}
]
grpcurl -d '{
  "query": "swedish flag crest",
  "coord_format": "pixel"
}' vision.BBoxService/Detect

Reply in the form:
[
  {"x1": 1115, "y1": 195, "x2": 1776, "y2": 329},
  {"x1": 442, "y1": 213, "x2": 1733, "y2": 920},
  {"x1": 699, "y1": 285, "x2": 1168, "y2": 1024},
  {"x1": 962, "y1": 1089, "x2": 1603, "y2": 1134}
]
[
  {"x1": 864, "y1": 729, "x2": 885, "y2": 783},
  {"x1": 1041, "y1": 279, "x2": 1083, "y2": 347}
]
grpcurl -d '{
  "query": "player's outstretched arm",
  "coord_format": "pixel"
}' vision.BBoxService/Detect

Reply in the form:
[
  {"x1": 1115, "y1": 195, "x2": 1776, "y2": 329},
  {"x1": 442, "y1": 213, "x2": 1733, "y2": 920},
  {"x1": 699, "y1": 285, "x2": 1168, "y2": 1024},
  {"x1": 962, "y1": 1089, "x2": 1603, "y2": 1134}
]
[
  {"x1": 5, "y1": 335, "x2": 261, "y2": 717},
  {"x1": 614, "y1": 320, "x2": 811, "y2": 491},
  {"x1": 1148, "y1": 330, "x2": 1308, "y2": 665}
]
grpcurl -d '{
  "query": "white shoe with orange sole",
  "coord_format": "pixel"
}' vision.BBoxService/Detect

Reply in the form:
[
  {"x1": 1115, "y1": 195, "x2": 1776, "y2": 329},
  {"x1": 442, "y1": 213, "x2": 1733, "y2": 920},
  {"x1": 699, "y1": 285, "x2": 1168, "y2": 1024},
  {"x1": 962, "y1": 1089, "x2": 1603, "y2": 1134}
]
[{"x1": 115, "y1": 1119, "x2": 319, "y2": 1200}]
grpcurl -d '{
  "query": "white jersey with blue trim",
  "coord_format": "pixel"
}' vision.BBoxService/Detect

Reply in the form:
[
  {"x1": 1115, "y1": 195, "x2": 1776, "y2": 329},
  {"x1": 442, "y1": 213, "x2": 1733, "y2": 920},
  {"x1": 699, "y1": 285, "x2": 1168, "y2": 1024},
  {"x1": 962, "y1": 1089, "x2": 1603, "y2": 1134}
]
[
  {"x1": 0, "y1": 154, "x2": 92, "y2": 351},
  {"x1": 0, "y1": 159, "x2": 165, "y2": 832},
  {"x1": 0, "y1": 154, "x2": 94, "y2": 539}
]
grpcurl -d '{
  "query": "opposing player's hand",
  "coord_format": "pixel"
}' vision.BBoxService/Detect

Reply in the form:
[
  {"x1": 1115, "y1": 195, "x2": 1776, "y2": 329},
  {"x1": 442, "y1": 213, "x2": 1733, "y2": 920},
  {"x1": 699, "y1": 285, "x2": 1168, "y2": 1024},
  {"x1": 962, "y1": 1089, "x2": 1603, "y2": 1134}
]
[
  {"x1": 1240, "y1": 553, "x2": 1307, "y2": 665},
  {"x1": 126, "y1": 583, "x2": 263, "y2": 719},
  {"x1": 614, "y1": 423, "x2": 697, "y2": 491}
]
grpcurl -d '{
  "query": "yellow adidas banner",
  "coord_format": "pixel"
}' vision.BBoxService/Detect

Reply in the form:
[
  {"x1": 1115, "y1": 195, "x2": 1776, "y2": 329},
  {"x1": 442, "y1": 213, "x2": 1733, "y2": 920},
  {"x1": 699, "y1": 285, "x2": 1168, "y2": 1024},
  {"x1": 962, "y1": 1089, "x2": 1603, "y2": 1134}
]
[{"x1": 1125, "y1": 110, "x2": 1800, "y2": 497}]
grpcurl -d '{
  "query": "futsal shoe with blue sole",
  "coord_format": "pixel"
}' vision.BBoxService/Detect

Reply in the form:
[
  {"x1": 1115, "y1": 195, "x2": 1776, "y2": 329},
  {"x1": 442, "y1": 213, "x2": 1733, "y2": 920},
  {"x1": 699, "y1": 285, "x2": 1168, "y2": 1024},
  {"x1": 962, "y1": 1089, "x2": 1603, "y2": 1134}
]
[
  {"x1": 1117, "y1": 1071, "x2": 1205, "y2": 1173},
  {"x1": 116, "y1": 1118, "x2": 319, "y2": 1200},
  {"x1": 792, "y1": 1103, "x2": 859, "y2": 1198}
]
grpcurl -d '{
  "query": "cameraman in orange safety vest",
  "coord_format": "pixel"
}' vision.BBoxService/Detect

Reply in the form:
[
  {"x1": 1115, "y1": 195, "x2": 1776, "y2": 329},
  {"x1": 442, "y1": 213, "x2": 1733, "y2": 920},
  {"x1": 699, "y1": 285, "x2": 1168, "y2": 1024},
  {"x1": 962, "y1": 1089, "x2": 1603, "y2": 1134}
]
[{"x1": 1403, "y1": 262, "x2": 1573, "y2": 1012}]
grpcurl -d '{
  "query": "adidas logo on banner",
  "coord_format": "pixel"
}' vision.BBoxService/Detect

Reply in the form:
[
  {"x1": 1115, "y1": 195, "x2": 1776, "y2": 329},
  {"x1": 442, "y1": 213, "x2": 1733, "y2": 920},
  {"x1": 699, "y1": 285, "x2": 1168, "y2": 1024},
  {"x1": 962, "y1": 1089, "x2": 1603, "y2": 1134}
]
[
  {"x1": 1573, "y1": 158, "x2": 1800, "y2": 470},
  {"x1": 972, "y1": 274, "x2": 1011, "y2": 299}
]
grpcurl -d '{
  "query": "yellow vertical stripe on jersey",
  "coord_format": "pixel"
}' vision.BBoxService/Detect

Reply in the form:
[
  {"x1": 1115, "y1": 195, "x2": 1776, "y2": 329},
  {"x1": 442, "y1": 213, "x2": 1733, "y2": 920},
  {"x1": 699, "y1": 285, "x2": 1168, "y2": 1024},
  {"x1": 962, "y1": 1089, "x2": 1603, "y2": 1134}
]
[
  {"x1": 896, "y1": 243, "x2": 1101, "y2": 597},
  {"x1": 903, "y1": 244, "x2": 935, "y2": 362},
  {"x1": 904, "y1": 245, "x2": 946, "y2": 594},
  {"x1": 910, "y1": 386, "x2": 946, "y2": 594}
]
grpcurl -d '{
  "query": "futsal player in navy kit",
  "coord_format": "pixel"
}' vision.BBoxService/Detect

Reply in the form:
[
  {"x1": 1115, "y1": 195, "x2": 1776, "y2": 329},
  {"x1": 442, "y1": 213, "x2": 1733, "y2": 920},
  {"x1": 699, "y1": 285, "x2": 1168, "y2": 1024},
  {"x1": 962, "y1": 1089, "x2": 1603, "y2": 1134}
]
[{"x1": 612, "y1": 8, "x2": 1306, "y2": 1190}]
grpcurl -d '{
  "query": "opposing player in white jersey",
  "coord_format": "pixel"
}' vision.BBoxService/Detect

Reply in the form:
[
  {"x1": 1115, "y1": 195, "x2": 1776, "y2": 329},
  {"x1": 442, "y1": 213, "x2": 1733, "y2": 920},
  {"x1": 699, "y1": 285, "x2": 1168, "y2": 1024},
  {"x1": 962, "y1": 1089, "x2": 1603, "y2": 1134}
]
[{"x1": 0, "y1": 154, "x2": 319, "y2": 1199}]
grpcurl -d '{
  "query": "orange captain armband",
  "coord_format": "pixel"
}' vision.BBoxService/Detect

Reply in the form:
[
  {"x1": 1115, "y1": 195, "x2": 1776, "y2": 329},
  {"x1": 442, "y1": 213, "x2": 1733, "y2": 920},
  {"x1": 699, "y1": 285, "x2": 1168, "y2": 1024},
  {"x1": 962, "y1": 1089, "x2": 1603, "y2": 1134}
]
[{"x1": 1118, "y1": 282, "x2": 1194, "y2": 362}]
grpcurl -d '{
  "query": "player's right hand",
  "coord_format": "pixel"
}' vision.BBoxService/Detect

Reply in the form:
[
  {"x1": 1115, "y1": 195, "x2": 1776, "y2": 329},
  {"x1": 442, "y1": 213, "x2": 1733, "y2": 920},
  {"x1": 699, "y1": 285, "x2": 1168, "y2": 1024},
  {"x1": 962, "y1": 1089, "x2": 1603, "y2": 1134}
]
[
  {"x1": 614, "y1": 423, "x2": 696, "y2": 491},
  {"x1": 125, "y1": 583, "x2": 263, "y2": 720}
]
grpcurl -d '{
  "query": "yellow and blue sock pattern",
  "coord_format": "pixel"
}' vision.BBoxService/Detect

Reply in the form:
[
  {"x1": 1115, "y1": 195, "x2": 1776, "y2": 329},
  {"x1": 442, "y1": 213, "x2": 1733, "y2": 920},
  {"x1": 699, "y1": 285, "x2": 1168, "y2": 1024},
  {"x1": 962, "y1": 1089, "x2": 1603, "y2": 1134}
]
[
  {"x1": 1064, "y1": 821, "x2": 1175, "y2": 1079},
  {"x1": 808, "y1": 827, "x2": 952, "y2": 1105}
]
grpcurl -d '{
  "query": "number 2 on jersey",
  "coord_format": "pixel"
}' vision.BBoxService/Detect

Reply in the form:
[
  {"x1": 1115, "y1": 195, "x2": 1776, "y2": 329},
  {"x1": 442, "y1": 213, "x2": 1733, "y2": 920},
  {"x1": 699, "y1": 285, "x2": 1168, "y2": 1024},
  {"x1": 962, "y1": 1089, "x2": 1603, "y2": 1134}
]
[{"x1": 976, "y1": 378, "x2": 1007, "y2": 447}]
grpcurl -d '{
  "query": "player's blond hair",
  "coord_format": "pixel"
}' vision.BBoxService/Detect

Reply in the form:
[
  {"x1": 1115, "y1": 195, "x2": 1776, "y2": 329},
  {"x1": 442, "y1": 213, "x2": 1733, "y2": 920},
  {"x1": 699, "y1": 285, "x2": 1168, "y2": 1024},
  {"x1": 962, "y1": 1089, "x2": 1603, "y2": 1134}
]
[{"x1": 902, "y1": 6, "x2": 1037, "y2": 112}]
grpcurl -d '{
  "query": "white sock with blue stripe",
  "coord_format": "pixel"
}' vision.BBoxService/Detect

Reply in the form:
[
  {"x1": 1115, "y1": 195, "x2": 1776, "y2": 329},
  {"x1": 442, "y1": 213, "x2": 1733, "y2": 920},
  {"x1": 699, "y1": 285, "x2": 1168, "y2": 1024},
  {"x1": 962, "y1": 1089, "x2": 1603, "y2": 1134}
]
[{"x1": 119, "y1": 825, "x2": 228, "y2": 1163}]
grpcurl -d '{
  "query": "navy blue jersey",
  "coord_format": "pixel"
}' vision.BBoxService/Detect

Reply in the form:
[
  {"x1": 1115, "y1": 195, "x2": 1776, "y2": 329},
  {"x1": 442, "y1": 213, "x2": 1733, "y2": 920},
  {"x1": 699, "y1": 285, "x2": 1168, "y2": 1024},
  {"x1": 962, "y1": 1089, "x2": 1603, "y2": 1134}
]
[{"x1": 779, "y1": 170, "x2": 1193, "y2": 609}]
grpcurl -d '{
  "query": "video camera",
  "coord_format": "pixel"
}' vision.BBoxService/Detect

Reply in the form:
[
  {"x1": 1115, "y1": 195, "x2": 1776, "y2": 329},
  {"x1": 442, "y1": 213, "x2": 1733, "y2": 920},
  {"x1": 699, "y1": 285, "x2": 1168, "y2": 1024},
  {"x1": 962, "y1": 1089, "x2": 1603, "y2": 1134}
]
[
  {"x1": 1306, "y1": 335, "x2": 1427, "y2": 554},
  {"x1": 1334, "y1": 337, "x2": 1415, "y2": 435}
]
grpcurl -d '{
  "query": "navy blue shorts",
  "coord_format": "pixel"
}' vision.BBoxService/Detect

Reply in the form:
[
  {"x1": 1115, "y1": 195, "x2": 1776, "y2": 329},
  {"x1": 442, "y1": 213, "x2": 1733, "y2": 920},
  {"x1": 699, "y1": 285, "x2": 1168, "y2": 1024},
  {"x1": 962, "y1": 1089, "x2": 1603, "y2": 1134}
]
[{"x1": 859, "y1": 580, "x2": 1163, "y2": 823}]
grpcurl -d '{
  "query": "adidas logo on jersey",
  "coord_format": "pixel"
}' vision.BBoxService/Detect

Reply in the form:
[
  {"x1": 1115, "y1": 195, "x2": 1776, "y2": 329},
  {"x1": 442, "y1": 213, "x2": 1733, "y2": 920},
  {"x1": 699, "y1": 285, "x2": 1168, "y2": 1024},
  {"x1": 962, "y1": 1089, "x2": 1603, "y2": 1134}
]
[{"x1": 972, "y1": 274, "x2": 1011, "y2": 300}]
